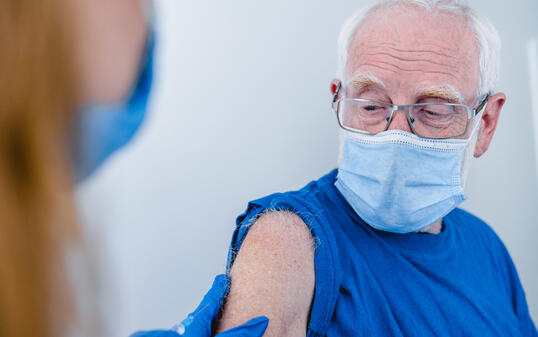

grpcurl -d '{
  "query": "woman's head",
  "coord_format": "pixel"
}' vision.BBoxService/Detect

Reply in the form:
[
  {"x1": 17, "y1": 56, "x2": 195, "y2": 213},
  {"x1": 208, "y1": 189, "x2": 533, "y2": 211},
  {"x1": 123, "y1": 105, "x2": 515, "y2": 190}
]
[{"x1": 0, "y1": 0, "x2": 152, "y2": 336}]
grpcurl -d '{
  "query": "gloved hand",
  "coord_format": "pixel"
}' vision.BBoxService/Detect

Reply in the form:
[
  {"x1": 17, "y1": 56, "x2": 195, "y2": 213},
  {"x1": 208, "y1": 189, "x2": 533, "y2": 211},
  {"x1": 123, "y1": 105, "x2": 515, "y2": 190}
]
[{"x1": 130, "y1": 274, "x2": 269, "y2": 337}]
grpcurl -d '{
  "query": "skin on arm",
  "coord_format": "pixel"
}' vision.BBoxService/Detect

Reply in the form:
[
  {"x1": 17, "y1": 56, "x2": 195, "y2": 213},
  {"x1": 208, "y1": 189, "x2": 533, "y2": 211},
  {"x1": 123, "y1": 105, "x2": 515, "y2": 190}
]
[{"x1": 215, "y1": 211, "x2": 316, "y2": 337}]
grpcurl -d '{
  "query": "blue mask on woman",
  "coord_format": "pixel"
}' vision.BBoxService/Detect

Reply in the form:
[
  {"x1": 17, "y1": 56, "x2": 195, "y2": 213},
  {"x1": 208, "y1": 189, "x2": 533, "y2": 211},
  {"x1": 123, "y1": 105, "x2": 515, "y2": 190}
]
[
  {"x1": 335, "y1": 124, "x2": 479, "y2": 233},
  {"x1": 74, "y1": 30, "x2": 155, "y2": 181}
]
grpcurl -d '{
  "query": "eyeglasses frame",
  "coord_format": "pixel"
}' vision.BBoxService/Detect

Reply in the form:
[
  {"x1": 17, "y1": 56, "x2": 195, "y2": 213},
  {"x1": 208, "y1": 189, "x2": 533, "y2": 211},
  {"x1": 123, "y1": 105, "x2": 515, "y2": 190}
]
[{"x1": 331, "y1": 81, "x2": 490, "y2": 140}]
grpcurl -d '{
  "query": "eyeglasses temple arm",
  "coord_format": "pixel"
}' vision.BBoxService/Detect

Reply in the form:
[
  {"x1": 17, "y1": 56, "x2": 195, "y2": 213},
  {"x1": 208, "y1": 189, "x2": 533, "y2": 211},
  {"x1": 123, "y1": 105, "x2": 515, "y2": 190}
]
[
  {"x1": 332, "y1": 81, "x2": 342, "y2": 109},
  {"x1": 473, "y1": 93, "x2": 491, "y2": 116}
]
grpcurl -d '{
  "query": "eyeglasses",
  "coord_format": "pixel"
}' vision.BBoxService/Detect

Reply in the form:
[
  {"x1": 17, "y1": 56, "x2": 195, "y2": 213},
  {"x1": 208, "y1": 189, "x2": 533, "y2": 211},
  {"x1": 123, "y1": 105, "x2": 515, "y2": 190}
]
[{"x1": 331, "y1": 82, "x2": 489, "y2": 139}]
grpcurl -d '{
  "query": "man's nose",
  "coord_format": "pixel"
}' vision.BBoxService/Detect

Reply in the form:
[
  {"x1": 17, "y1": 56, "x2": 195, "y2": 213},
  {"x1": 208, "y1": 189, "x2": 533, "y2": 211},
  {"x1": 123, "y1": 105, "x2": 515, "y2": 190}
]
[{"x1": 386, "y1": 109, "x2": 413, "y2": 133}]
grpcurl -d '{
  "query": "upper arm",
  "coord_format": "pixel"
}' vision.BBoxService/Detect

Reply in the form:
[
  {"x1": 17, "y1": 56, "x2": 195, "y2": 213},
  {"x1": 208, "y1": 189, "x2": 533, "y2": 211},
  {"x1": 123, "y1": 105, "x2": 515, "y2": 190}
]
[{"x1": 216, "y1": 211, "x2": 316, "y2": 337}]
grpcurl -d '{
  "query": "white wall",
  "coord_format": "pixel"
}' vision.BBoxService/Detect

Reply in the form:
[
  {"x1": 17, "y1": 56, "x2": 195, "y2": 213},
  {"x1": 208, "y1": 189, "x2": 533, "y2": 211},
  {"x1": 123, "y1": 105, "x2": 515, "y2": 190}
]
[{"x1": 76, "y1": 1, "x2": 538, "y2": 336}]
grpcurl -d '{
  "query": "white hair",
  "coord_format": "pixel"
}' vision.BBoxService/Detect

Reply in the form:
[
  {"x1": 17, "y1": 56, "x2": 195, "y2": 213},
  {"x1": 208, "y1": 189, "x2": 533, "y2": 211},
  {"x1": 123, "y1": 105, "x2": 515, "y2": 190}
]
[{"x1": 336, "y1": 0, "x2": 501, "y2": 104}]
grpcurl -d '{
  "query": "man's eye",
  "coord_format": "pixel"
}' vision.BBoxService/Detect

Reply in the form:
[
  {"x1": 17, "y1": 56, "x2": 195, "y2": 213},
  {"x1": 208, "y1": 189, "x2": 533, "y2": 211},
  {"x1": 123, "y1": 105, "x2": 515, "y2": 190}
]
[
  {"x1": 424, "y1": 109, "x2": 441, "y2": 116},
  {"x1": 364, "y1": 105, "x2": 382, "y2": 111},
  {"x1": 420, "y1": 106, "x2": 453, "y2": 116},
  {"x1": 361, "y1": 104, "x2": 388, "y2": 112}
]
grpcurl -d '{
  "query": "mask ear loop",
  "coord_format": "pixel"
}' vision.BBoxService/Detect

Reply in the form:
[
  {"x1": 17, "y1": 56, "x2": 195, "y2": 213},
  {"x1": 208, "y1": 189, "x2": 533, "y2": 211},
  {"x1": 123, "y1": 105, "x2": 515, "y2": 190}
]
[
  {"x1": 467, "y1": 111, "x2": 483, "y2": 140},
  {"x1": 460, "y1": 94, "x2": 489, "y2": 189}
]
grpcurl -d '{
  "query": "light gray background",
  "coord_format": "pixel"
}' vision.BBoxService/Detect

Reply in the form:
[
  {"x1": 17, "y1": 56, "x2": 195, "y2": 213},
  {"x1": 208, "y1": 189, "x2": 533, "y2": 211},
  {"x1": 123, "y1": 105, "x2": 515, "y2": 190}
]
[{"x1": 76, "y1": 1, "x2": 538, "y2": 336}]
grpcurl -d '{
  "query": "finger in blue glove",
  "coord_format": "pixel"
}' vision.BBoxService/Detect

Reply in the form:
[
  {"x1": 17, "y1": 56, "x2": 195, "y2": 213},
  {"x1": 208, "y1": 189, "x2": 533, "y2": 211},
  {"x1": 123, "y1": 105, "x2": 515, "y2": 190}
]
[
  {"x1": 173, "y1": 274, "x2": 231, "y2": 336},
  {"x1": 174, "y1": 274, "x2": 269, "y2": 337}
]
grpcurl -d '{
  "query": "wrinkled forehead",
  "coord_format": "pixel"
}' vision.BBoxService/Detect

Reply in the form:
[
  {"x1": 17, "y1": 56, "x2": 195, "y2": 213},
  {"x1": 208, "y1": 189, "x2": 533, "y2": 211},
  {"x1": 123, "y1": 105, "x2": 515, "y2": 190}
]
[{"x1": 346, "y1": 4, "x2": 480, "y2": 102}]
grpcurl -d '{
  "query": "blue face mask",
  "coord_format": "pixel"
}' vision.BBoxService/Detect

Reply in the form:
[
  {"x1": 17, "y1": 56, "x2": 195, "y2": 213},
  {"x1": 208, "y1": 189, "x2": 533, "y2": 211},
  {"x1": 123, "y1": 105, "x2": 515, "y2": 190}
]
[
  {"x1": 335, "y1": 126, "x2": 479, "y2": 233},
  {"x1": 74, "y1": 29, "x2": 155, "y2": 181}
]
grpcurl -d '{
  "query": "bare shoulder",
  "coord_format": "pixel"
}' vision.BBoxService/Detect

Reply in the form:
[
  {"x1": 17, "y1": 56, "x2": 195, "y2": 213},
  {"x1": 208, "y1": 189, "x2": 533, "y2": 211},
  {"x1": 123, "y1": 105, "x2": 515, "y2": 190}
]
[{"x1": 216, "y1": 211, "x2": 316, "y2": 337}]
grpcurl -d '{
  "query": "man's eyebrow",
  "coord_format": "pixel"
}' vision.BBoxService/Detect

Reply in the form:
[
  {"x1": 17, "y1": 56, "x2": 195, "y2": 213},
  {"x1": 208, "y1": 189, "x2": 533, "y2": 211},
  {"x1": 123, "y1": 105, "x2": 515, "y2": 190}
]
[
  {"x1": 347, "y1": 73, "x2": 386, "y2": 91},
  {"x1": 416, "y1": 85, "x2": 465, "y2": 104}
]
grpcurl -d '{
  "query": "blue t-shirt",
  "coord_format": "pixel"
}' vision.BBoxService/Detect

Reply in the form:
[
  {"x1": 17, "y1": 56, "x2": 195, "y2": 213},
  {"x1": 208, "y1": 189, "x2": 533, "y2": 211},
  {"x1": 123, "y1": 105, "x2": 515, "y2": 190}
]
[{"x1": 227, "y1": 169, "x2": 537, "y2": 337}]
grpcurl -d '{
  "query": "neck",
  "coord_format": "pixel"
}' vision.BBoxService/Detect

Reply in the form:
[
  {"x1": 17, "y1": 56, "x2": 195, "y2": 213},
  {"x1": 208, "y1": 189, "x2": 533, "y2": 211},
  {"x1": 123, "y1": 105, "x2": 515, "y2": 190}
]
[{"x1": 417, "y1": 219, "x2": 443, "y2": 234}]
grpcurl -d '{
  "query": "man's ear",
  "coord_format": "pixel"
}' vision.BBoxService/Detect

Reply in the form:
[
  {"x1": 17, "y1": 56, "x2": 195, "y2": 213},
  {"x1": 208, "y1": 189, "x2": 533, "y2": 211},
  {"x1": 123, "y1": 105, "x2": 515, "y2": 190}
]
[{"x1": 474, "y1": 92, "x2": 506, "y2": 157}]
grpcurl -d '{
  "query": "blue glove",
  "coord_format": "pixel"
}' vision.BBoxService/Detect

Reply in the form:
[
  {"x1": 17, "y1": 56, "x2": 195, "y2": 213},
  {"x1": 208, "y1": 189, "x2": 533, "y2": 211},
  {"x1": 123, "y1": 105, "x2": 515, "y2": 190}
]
[{"x1": 130, "y1": 274, "x2": 269, "y2": 337}]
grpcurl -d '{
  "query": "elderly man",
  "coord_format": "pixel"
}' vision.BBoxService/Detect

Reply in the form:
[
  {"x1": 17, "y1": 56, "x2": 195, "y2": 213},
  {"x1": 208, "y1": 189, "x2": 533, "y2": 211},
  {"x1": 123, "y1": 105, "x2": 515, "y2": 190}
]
[{"x1": 151, "y1": 1, "x2": 537, "y2": 337}]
